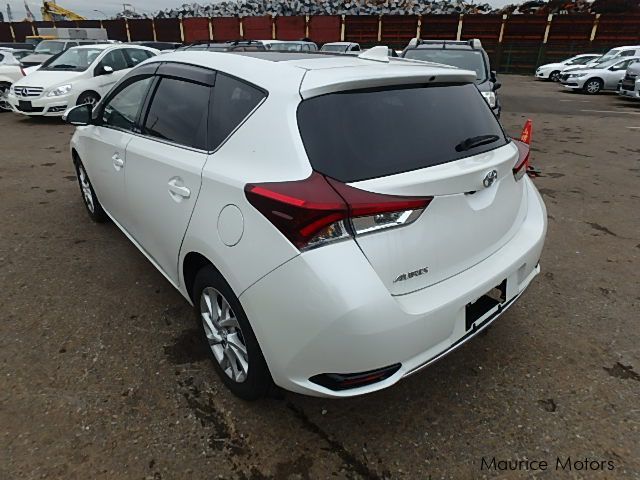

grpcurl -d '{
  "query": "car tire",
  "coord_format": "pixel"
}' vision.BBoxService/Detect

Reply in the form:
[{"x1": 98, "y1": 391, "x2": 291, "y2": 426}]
[
  {"x1": 583, "y1": 79, "x2": 603, "y2": 94},
  {"x1": 76, "y1": 91, "x2": 101, "y2": 107},
  {"x1": 73, "y1": 157, "x2": 108, "y2": 223},
  {"x1": 192, "y1": 265, "x2": 272, "y2": 400},
  {"x1": 0, "y1": 82, "x2": 11, "y2": 112},
  {"x1": 549, "y1": 71, "x2": 560, "y2": 82}
]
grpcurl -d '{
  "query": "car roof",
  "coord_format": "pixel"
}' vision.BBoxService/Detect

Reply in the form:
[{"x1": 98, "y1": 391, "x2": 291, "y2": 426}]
[
  {"x1": 71, "y1": 44, "x2": 153, "y2": 52},
  {"x1": 150, "y1": 50, "x2": 476, "y2": 99}
]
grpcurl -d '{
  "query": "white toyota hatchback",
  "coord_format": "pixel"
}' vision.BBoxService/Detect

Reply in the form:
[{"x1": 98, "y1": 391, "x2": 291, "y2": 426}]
[
  {"x1": 64, "y1": 49, "x2": 547, "y2": 399},
  {"x1": 8, "y1": 44, "x2": 157, "y2": 117}
]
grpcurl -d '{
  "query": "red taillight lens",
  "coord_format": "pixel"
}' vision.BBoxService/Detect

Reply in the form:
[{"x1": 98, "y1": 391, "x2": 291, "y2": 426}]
[
  {"x1": 512, "y1": 139, "x2": 530, "y2": 181},
  {"x1": 245, "y1": 172, "x2": 348, "y2": 249},
  {"x1": 245, "y1": 172, "x2": 433, "y2": 250}
]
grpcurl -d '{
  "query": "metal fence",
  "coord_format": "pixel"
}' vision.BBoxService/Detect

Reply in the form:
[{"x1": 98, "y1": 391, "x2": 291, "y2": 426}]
[{"x1": 1, "y1": 13, "x2": 639, "y2": 73}]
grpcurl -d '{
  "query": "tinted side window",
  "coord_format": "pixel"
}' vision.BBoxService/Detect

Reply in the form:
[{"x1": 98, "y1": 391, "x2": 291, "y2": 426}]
[
  {"x1": 297, "y1": 84, "x2": 507, "y2": 183},
  {"x1": 620, "y1": 50, "x2": 634, "y2": 57},
  {"x1": 100, "y1": 50, "x2": 129, "y2": 72},
  {"x1": 143, "y1": 78, "x2": 209, "y2": 149},
  {"x1": 125, "y1": 48, "x2": 153, "y2": 68},
  {"x1": 209, "y1": 73, "x2": 266, "y2": 149},
  {"x1": 65, "y1": 42, "x2": 79, "y2": 49},
  {"x1": 103, "y1": 76, "x2": 154, "y2": 131},
  {"x1": 0, "y1": 54, "x2": 4, "y2": 63}
]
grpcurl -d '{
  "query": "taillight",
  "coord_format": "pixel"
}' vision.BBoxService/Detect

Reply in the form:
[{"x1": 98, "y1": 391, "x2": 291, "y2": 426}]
[
  {"x1": 513, "y1": 119, "x2": 532, "y2": 181},
  {"x1": 245, "y1": 172, "x2": 432, "y2": 250},
  {"x1": 512, "y1": 140, "x2": 530, "y2": 181},
  {"x1": 326, "y1": 177, "x2": 431, "y2": 235}
]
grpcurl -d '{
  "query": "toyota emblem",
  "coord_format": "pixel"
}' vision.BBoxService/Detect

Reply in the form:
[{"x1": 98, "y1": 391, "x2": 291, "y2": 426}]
[{"x1": 483, "y1": 170, "x2": 498, "y2": 188}]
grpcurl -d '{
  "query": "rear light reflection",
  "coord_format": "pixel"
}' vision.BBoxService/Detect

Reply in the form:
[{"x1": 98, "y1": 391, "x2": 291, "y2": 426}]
[
  {"x1": 245, "y1": 172, "x2": 432, "y2": 251},
  {"x1": 309, "y1": 364, "x2": 402, "y2": 391}
]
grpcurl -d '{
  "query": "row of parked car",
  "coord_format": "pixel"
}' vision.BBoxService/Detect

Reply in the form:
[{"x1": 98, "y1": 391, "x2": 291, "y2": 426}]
[
  {"x1": 535, "y1": 44, "x2": 640, "y2": 99},
  {"x1": 1, "y1": 36, "x2": 503, "y2": 119}
]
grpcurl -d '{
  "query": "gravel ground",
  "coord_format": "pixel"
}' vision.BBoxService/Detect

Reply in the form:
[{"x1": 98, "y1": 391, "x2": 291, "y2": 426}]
[{"x1": 1, "y1": 75, "x2": 639, "y2": 480}]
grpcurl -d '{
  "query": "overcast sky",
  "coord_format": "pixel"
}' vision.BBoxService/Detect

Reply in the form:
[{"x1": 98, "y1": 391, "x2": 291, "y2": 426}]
[{"x1": 6, "y1": 0, "x2": 512, "y2": 20}]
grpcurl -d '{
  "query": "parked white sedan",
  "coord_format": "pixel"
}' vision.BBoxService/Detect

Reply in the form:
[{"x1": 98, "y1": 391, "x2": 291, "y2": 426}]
[
  {"x1": 63, "y1": 49, "x2": 546, "y2": 399},
  {"x1": 535, "y1": 54, "x2": 601, "y2": 82},
  {"x1": 7, "y1": 44, "x2": 157, "y2": 117}
]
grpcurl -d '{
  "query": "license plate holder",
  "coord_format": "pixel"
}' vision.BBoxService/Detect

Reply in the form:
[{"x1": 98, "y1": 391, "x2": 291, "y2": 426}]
[
  {"x1": 18, "y1": 100, "x2": 33, "y2": 111},
  {"x1": 465, "y1": 279, "x2": 507, "y2": 331}
]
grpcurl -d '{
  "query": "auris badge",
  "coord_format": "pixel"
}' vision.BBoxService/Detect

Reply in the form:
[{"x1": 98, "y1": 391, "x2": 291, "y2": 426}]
[
  {"x1": 483, "y1": 169, "x2": 498, "y2": 188},
  {"x1": 394, "y1": 267, "x2": 429, "y2": 283}
]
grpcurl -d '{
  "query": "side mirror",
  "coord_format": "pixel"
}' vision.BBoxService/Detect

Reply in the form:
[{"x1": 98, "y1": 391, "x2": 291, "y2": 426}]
[
  {"x1": 493, "y1": 82, "x2": 502, "y2": 91},
  {"x1": 98, "y1": 65, "x2": 114, "y2": 76},
  {"x1": 490, "y1": 70, "x2": 497, "y2": 83},
  {"x1": 63, "y1": 104, "x2": 92, "y2": 126}
]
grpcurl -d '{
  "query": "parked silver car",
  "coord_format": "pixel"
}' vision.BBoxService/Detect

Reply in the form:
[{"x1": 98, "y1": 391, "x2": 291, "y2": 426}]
[{"x1": 559, "y1": 57, "x2": 640, "y2": 94}]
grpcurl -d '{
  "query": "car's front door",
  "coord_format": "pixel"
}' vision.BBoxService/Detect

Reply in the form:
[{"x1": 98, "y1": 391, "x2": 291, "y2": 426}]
[
  {"x1": 93, "y1": 49, "x2": 131, "y2": 96},
  {"x1": 603, "y1": 59, "x2": 637, "y2": 89},
  {"x1": 123, "y1": 67, "x2": 214, "y2": 283},
  {"x1": 83, "y1": 73, "x2": 155, "y2": 224}
]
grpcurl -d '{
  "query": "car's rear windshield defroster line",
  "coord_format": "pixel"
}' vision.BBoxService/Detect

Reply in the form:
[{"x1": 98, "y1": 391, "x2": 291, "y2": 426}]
[{"x1": 297, "y1": 83, "x2": 507, "y2": 183}]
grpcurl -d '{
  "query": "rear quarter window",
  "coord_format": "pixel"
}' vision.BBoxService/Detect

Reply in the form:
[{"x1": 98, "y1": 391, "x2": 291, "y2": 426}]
[
  {"x1": 297, "y1": 83, "x2": 507, "y2": 183},
  {"x1": 208, "y1": 73, "x2": 266, "y2": 150}
]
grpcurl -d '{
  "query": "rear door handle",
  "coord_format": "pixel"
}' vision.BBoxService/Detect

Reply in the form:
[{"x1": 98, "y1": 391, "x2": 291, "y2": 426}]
[
  {"x1": 112, "y1": 153, "x2": 124, "y2": 170},
  {"x1": 168, "y1": 178, "x2": 191, "y2": 201}
]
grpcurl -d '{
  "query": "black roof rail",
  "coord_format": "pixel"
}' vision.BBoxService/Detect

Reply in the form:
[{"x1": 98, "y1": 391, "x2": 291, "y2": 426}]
[{"x1": 414, "y1": 39, "x2": 478, "y2": 49}]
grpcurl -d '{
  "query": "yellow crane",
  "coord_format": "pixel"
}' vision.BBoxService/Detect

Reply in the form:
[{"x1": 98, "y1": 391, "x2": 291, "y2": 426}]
[{"x1": 41, "y1": 1, "x2": 86, "y2": 22}]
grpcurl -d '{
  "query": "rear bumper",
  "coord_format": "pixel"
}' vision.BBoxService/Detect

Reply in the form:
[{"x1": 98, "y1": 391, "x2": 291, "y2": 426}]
[{"x1": 240, "y1": 177, "x2": 547, "y2": 397}]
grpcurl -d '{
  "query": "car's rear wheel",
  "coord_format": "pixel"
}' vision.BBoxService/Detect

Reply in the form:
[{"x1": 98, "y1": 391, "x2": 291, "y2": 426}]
[
  {"x1": 584, "y1": 78, "x2": 603, "y2": 94},
  {"x1": 192, "y1": 265, "x2": 272, "y2": 400},
  {"x1": 549, "y1": 71, "x2": 560, "y2": 82},
  {"x1": 74, "y1": 158, "x2": 108, "y2": 222},
  {"x1": 76, "y1": 91, "x2": 100, "y2": 107},
  {"x1": 0, "y1": 82, "x2": 11, "y2": 112}
]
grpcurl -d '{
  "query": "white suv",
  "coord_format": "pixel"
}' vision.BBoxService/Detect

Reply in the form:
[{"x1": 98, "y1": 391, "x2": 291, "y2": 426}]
[
  {"x1": 64, "y1": 49, "x2": 547, "y2": 399},
  {"x1": 8, "y1": 44, "x2": 157, "y2": 116}
]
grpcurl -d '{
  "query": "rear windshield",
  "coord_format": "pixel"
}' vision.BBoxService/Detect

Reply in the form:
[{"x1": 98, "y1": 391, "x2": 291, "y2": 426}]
[
  {"x1": 297, "y1": 83, "x2": 507, "y2": 183},
  {"x1": 403, "y1": 49, "x2": 488, "y2": 82}
]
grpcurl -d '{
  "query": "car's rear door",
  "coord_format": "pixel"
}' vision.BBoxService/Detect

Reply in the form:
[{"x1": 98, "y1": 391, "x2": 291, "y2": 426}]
[
  {"x1": 297, "y1": 82, "x2": 527, "y2": 296},
  {"x1": 122, "y1": 63, "x2": 214, "y2": 284}
]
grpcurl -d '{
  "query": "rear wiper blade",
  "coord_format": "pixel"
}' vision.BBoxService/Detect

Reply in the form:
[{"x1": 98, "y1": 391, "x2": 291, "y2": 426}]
[{"x1": 455, "y1": 134, "x2": 500, "y2": 152}]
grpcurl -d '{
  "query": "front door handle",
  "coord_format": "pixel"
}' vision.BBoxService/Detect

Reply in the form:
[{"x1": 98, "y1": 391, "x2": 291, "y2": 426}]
[
  {"x1": 112, "y1": 153, "x2": 124, "y2": 170},
  {"x1": 168, "y1": 178, "x2": 191, "y2": 201}
]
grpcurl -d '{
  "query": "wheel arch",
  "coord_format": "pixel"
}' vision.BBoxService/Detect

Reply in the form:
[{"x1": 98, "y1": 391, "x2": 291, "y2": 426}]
[
  {"x1": 77, "y1": 90, "x2": 101, "y2": 104},
  {"x1": 183, "y1": 251, "x2": 218, "y2": 302}
]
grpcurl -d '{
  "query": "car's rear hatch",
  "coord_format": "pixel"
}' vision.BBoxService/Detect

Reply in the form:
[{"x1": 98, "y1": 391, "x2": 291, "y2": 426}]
[{"x1": 297, "y1": 80, "x2": 527, "y2": 296}]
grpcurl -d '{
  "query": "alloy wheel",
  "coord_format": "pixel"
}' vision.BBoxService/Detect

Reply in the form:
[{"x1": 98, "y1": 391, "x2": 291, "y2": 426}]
[
  {"x1": 586, "y1": 81, "x2": 601, "y2": 94},
  {"x1": 200, "y1": 287, "x2": 249, "y2": 383},
  {"x1": 77, "y1": 164, "x2": 95, "y2": 213}
]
